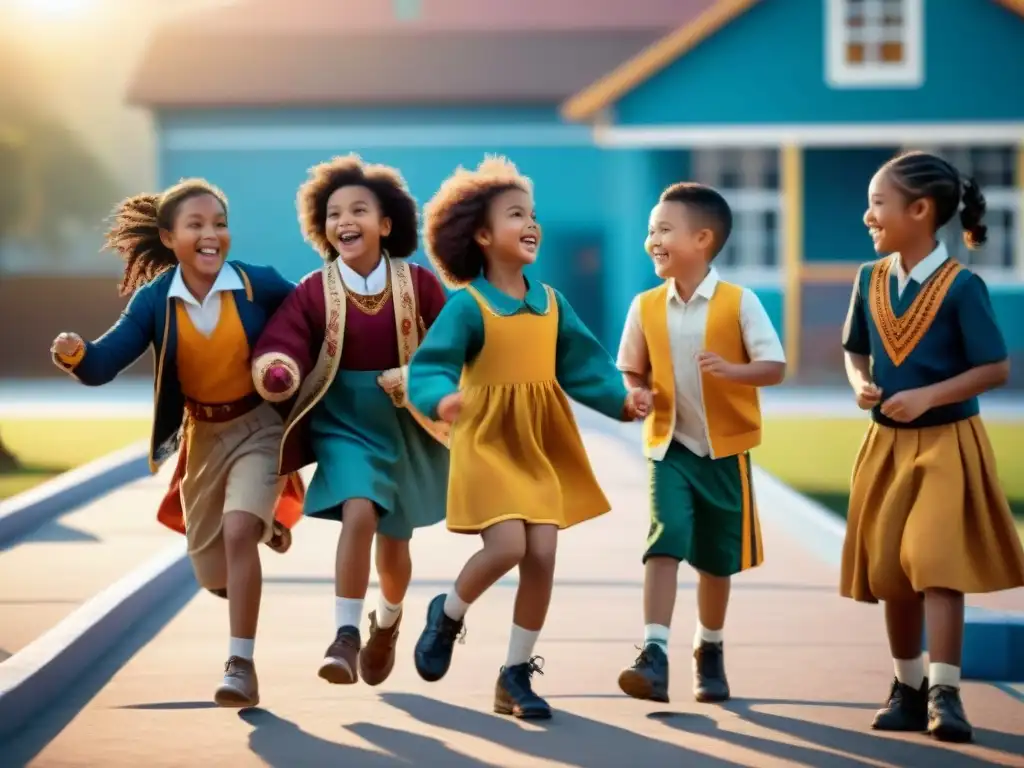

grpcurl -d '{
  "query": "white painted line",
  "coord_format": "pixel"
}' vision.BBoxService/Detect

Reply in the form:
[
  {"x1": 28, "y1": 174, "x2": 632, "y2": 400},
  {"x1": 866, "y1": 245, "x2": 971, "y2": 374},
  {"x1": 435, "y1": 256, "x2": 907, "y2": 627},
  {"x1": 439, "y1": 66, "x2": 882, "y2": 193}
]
[{"x1": 0, "y1": 540, "x2": 191, "y2": 742}]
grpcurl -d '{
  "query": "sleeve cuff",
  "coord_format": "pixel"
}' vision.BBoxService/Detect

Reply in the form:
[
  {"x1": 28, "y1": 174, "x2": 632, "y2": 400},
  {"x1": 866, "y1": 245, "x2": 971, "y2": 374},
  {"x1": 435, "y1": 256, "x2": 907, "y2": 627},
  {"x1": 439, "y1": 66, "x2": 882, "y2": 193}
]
[
  {"x1": 52, "y1": 345, "x2": 85, "y2": 374},
  {"x1": 252, "y1": 352, "x2": 301, "y2": 402}
]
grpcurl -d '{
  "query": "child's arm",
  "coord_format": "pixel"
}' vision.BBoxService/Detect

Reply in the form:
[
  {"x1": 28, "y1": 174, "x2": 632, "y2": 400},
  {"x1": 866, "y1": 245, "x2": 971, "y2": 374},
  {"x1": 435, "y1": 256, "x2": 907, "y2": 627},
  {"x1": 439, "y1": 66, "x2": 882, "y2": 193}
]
[
  {"x1": 841, "y1": 266, "x2": 882, "y2": 409},
  {"x1": 553, "y1": 289, "x2": 637, "y2": 421},
  {"x1": 408, "y1": 290, "x2": 483, "y2": 421},
  {"x1": 51, "y1": 288, "x2": 156, "y2": 386},
  {"x1": 261, "y1": 265, "x2": 298, "y2": 317},
  {"x1": 699, "y1": 289, "x2": 785, "y2": 386},
  {"x1": 616, "y1": 295, "x2": 651, "y2": 391},
  {"x1": 916, "y1": 274, "x2": 1010, "y2": 406},
  {"x1": 251, "y1": 273, "x2": 324, "y2": 402}
]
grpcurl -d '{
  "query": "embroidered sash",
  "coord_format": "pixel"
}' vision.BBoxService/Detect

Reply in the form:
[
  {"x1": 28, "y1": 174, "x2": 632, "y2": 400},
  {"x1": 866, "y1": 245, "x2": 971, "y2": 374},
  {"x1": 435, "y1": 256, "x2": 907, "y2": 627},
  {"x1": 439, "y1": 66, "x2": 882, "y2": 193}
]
[{"x1": 868, "y1": 257, "x2": 962, "y2": 367}]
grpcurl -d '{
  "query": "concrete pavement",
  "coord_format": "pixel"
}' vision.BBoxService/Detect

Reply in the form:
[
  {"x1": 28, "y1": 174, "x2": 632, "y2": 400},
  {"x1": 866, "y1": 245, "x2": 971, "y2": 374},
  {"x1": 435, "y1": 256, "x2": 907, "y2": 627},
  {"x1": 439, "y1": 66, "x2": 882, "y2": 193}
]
[{"x1": 4, "y1": 428, "x2": 1023, "y2": 767}]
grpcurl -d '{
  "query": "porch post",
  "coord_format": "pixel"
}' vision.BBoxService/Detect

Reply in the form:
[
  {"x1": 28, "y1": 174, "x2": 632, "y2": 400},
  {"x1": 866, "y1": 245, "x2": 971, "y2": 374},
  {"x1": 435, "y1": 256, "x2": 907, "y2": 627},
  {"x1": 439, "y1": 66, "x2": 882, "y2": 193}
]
[{"x1": 780, "y1": 144, "x2": 804, "y2": 379}]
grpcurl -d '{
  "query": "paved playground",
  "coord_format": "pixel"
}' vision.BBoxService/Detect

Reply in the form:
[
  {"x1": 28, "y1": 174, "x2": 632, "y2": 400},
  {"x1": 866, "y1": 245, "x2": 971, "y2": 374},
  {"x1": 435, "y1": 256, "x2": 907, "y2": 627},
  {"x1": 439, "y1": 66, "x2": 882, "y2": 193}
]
[{"x1": 1, "y1": 410, "x2": 1022, "y2": 767}]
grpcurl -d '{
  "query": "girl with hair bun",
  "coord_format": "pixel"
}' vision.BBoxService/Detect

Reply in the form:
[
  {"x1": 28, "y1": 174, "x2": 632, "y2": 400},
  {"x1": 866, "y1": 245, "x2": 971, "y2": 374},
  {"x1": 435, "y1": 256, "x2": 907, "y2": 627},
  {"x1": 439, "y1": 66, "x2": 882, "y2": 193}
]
[
  {"x1": 50, "y1": 178, "x2": 302, "y2": 709},
  {"x1": 841, "y1": 150, "x2": 1024, "y2": 743}
]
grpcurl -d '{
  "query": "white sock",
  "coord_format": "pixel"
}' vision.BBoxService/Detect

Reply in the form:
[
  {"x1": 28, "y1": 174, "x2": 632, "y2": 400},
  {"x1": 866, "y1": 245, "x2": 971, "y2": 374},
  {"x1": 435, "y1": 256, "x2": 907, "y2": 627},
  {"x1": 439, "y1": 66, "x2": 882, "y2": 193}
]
[
  {"x1": 929, "y1": 661, "x2": 961, "y2": 689},
  {"x1": 335, "y1": 596, "x2": 364, "y2": 631},
  {"x1": 377, "y1": 595, "x2": 403, "y2": 629},
  {"x1": 893, "y1": 655, "x2": 925, "y2": 689},
  {"x1": 228, "y1": 636, "x2": 255, "y2": 660},
  {"x1": 505, "y1": 624, "x2": 541, "y2": 667},
  {"x1": 643, "y1": 623, "x2": 670, "y2": 651},
  {"x1": 443, "y1": 588, "x2": 469, "y2": 622},
  {"x1": 694, "y1": 623, "x2": 724, "y2": 648}
]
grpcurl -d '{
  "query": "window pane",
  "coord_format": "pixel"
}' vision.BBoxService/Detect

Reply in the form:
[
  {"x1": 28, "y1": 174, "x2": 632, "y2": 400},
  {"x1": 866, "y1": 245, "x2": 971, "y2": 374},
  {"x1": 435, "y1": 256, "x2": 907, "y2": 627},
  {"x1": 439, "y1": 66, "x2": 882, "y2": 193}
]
[
  {"x1": 880, "y1": 41, "x2": 904, "y2": 62},
  {"x1": 764, "y1": 210, "x2": 779, "y2": 267},
  {"x1": 846, "y1": 43, "x2": 865, "y2": 63}
]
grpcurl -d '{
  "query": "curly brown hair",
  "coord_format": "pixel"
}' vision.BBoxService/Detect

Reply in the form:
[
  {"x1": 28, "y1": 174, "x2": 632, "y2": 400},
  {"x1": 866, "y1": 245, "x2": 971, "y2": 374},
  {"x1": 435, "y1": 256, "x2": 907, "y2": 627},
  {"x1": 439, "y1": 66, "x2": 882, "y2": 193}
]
[
  {"x1": 422, "y1": 155, "x2": 533, "y2": 287},
  {"x1": 297, "y1": 154, "x2": 419, "y2": 261},
  {"x1": 104, "y1": 178, "x2": 227, "y2": 296}
]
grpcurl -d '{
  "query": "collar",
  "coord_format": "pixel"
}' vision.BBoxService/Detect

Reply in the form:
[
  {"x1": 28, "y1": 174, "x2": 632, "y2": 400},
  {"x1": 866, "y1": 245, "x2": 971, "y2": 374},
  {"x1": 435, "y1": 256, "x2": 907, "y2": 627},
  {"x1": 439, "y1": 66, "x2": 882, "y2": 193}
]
[
  {"x1": 892, "y1": 242, "x2": 949, "y2": 285},
  {"x1": 469, "y1": 275, "x2": 550, "y2": 316},
  {"x1": 167, "y1": 263, "x2": 243, "y2": 307},
  {"x1": 668, "y1": 268, "x2": 719, "y2": 304},
  {"x1": 337, "y1": 255, "x2": 388, "y2": 296}
]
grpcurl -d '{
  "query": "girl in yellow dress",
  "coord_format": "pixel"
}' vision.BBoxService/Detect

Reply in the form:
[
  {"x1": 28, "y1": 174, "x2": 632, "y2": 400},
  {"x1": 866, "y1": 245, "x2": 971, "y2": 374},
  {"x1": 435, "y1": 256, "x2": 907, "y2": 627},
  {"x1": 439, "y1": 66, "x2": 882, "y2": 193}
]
[{"x1": 407, "y1": 156, "x2": 651, "y2": 718}]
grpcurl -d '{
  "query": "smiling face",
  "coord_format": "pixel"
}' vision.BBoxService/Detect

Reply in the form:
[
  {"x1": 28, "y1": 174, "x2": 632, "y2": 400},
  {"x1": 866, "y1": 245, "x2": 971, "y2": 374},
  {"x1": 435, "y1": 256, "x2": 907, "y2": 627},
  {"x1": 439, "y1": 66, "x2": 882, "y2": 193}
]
[
  {"x1": 475, "y1": 187, "x2": 540, "y2": 269},
  {"x1": 159, "y1": 193, "x2": 230, "y2": 280},
  {"x1": 863, "y1": 170, "x2": 931, "y2": 255},
  {"x1": 645, "y1": 200, "x2": 712, "y2": 280},
  {"x1": 324, "y1": 184, "x2": 392, "y2": 270}
]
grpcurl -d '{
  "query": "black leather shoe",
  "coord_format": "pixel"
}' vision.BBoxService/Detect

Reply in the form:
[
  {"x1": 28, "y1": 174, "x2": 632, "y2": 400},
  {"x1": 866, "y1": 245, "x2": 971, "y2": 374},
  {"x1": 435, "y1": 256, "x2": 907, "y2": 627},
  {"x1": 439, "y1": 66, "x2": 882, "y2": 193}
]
[
  {"x1": 618, "y1": 643, "x2": 670, "y2": 703},
  {"x1": 871, "y1": 677, "x2": 928, "y2": 731},
  {"x1": 413, "y1": 593, "x2": 465, "y2": 682},
  {"x1": 494, "y1": 657, "x2": 551, "y2": 719},
  {"x1": 927, "y1": 684, "x2": 973, "y2": 743},
  {"x1": 693, "y1": 641, "x2": 730, "y2": 703}
]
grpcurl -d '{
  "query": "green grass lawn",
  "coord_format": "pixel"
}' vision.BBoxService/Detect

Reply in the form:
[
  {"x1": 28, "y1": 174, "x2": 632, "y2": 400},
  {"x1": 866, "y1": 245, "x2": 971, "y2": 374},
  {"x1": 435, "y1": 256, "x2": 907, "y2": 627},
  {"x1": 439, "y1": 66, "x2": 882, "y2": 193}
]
[
  {"x1": 0, "y1": 418, "x2": 151, "y2": 501},
  {"x1": 754, "y1": 417, "x2": 1024, "y2": 542}
]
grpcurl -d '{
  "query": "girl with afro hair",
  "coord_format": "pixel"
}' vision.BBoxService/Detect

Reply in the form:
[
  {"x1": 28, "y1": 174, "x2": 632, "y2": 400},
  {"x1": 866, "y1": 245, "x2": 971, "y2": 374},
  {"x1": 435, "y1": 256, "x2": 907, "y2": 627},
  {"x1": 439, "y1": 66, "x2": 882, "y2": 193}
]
[
  {"x1": 50, "y1": 178, "x2": 303, "y2": 709},
  {"x1": 407, "y1": 156, "x2": 652, "y2": 718},
  {"x1": 252, "y1": 154, "x2": 449, "y2": 689}
]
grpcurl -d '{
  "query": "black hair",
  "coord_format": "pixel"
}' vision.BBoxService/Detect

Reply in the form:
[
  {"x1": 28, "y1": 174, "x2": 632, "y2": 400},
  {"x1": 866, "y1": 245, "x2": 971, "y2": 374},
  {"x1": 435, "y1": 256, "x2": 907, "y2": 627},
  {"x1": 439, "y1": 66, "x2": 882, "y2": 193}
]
[
  {"x1": 659, "y1": 182, "x2": 733, "y2": 258},
  {"x1": 297, "y1": 154, "x2": 419, "y2": 261},
  {"x1": 104, "y1": 178, "x2": 227, "y2": 296},
  {"x1": 881, "y1": 150, "x2": 988, "y2": 249},
  {"x1": 422, "y1": 155, "x2": 532, "y2": 287}
]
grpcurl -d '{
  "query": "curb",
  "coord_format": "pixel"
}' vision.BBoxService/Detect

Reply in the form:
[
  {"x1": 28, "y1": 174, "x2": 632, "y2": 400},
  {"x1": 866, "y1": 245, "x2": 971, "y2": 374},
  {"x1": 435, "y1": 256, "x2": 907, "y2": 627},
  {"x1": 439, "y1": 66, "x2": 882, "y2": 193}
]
[
  {"x1": 0, "y1": 440, "x2": 150, "y2": 547},
  {"x1": 0, "y1": 540, "x2": 192, "y2": 744}
]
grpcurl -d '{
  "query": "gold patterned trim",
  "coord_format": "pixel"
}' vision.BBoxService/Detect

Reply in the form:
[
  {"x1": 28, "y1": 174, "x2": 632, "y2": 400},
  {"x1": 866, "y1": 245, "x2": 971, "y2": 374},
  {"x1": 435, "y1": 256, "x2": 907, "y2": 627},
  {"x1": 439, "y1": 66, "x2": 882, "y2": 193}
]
[
  {"x1": 252, "y1": 352, "x2": 301, "y2": 402},
  {"x1": 868, "y1": 257, "x2": 962, "y2": 367},
  {"x1": 344, "y1": 269, "x2": 392, "y2": 315}
]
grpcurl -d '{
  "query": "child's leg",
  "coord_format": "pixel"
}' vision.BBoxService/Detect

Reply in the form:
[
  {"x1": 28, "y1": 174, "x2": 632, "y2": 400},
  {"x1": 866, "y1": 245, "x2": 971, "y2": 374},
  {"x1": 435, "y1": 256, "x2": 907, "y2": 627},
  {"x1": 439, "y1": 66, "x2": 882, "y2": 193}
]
[
  {"x1": 923, "y1": 587, "x2": 972, "y2": 742},
  {"x1": 495, "y1": 523, "x2": 557, "y2": 719},
  {"x1": 872, "y1": 596, "x2": 929, "y2": 732},
  {"x1": 414, "y1": 520, "x2": 526, "y2": 682},
  {"x1": 320, "y1": 497, "x2": 377, "y2": 684},
  {"x1": 643, "y1": 557, "x2": 680, "y2": 647},
  {"x1": 695, "y1": 570, "x2": 730, "y2": 641},
  {"x1": 358, "y1": 533, "x2": 412, "y2": 686}
]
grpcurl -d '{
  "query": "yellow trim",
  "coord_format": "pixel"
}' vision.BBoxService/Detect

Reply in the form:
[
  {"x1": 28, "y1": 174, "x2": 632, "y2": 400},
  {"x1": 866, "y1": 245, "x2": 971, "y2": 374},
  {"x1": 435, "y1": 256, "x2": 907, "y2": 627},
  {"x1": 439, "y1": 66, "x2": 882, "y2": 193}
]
[
  {"x1": 738, "y1": 452, "x2": 762, "y2": 570},
  {"x1": 781, "y1": 144, "x2": 803, "y2": 379},
  {"x1": 561, "y1": 0, "x2": 760, "y2": 122},
  {"x1": 236, "y1": 265, "x2": 254, "y2": 301},
  {"x1": 994, "y1": 0, "x2": 1024, "y2": 18}
]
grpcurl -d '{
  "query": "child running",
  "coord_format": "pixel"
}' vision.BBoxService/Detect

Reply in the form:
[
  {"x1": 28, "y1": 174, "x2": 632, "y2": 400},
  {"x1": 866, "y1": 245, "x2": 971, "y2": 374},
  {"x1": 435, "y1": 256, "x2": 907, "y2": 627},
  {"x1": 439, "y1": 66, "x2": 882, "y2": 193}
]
[
  {"x1": 615, "y1": 182, "x2": 786, "y2": 705},
  {"x1": 253, "y1": 155, "x2": 449, "y2": 687},
  {"x1": 407, "y1": 156, "x2": 652, "y2": 719},
  {"x1": 841, "y1": 150, "x2": 1024, "y2": 743},
  {"x1": 50, "y1": 179, "x2": 303, "y2": 708}
]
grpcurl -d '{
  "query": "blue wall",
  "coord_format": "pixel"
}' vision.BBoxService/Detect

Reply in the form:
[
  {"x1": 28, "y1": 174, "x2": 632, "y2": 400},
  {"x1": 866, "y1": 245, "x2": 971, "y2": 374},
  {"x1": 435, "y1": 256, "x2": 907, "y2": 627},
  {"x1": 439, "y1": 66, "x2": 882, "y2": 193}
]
[{"x1": 613, "y1": 0, "x2": 1024, "y2": 125}]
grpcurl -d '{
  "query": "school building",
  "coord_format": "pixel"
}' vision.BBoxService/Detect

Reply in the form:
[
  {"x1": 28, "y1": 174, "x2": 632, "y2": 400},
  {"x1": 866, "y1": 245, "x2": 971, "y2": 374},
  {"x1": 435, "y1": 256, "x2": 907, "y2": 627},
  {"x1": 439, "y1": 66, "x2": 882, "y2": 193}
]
[{"x1": 126, "y1": 0, "x2": 1024, "y2": 387}]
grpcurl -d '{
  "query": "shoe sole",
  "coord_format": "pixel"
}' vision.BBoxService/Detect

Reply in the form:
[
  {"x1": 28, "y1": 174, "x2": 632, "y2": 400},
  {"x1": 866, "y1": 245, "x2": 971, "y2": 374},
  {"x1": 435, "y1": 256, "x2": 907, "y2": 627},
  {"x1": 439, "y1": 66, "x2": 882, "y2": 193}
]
[
  {"x1": 694, "y1": 690, "x2": 730, "y2": 703},
  {"x1": 618, "y1": 670, "x2": 669, "y2": 703},
  {"x1": 319, "y1": 658, "x2": 358, "y2": 685},
  {"x1": 929, "y1": 724, "x2": 973, "y2": 743},
  {"x1": 494, "y1": 704, "x2": 552, "y2": 720},
  {"x1": 214, "y1": 687, "x2": 259, "y2": 708}
]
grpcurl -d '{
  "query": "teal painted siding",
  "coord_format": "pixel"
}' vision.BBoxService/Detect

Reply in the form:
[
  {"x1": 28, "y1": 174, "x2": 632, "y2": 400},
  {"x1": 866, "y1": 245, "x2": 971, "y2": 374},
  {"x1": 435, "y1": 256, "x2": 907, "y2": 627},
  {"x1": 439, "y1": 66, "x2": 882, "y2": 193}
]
[{"x1": 613, "y1": 0, "x2": 1024, "y2": 125}]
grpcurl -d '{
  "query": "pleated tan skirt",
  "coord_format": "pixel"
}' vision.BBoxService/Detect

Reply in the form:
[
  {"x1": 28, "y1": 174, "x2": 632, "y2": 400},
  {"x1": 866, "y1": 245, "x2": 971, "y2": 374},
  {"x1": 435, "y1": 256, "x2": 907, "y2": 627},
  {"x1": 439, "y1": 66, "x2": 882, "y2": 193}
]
[{"x1": 840, "y1": 415, "x2": 1024, "y2": 603}]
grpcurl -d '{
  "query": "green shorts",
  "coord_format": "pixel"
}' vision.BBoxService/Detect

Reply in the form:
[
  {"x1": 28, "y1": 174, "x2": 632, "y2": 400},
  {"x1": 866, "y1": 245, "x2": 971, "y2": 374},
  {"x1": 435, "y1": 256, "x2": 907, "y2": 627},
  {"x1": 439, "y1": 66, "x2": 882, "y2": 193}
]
[{"x1": 644, "y1": 440, "x2": 763, "y2": 577}]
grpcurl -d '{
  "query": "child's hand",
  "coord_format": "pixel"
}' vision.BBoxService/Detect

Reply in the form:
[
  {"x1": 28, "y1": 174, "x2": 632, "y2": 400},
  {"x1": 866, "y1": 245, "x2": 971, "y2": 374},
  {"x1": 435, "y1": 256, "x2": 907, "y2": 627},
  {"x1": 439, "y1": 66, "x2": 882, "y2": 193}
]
[
  {"x1": 623, "y1": 387, "x2": 652, "y2": 421},
  {"x1": 377, "y1": 368, "x2": 404, "y2": 396},
  {"x1": 437, "y1": 392, "x2": 464, "y2": 424},
  {"x1": 854, "y1": 381, "x2": 883, "y2": 410},
  {"x1": 880, "y1": 388, "x2": 932, "y2": 423},
  {"x1": 697, "y1": 351, "x2": 739, "y2": 380},
  {"x1": 51, "y1": 332, "x2": 84, "y2": 358}
]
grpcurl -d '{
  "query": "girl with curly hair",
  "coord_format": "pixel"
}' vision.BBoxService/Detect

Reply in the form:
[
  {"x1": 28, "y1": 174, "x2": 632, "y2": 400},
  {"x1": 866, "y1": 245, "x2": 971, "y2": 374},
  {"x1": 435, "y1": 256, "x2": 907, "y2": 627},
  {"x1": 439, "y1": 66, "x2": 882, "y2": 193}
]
[
  {"x1": 252, "y1": 154, "x2": 449, "y2": 689},
  {"x1": 50, "y1": 178, "x2": 303, "y2": 709},
  {"x1": 407, "y1": 156, "x2": 652, "y2": 718},
  {"x1": 842, "y1": 150, "x2": 1024, "y2": 742}
]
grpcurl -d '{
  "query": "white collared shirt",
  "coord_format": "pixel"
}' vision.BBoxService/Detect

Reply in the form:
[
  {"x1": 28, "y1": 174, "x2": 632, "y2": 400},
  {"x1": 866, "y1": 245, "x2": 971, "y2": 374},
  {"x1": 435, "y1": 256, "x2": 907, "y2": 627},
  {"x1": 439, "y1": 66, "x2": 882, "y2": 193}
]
[
  {"x1": 168, "y1": 264, "x2": 244, "y2": 338},
  {"x1": 616, "y1": 268, "x2": 785, "y2": 457},
  {"x1": 892, "y1": 241, "x2": 949, "y2": 298},
  {"x1": 337, "y1": 256, "x2": 387, "y2": 296}
]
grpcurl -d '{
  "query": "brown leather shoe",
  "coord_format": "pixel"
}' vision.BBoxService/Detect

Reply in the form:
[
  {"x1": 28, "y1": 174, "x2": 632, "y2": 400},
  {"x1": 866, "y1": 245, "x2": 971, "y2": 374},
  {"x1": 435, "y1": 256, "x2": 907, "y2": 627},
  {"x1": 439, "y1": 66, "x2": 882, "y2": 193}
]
[
  {"x1": 359, "y1": 610, "x2": 401, "y2": 686},
  {"x1": 214, "y1": 656, "x2": 259, "y2": 708},
  {"x1": 318, "y1": 626, "x2": 361, "y2": 684}
]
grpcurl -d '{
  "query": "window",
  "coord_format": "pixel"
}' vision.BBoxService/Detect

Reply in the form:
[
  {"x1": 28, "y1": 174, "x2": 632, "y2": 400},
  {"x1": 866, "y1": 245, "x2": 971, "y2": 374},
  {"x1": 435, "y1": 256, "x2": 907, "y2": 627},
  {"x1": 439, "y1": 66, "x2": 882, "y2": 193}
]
[
  {"x1": 826, "y1": 0, "x2": 923, "y2": 88},
  {"x1": 692, "y1": 148, "x2": 782, "y2": 285},
  {"x1": 912, "y1": 145, "x2": 1021, "y2": 277}
]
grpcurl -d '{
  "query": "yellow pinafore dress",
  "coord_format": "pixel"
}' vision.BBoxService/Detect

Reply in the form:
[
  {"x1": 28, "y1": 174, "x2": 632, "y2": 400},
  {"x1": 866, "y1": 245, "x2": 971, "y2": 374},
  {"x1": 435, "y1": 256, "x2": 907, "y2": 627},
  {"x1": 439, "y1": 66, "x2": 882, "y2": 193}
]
[{"x1": 445, "y1": 284, "x2": 611, "y2": 533}]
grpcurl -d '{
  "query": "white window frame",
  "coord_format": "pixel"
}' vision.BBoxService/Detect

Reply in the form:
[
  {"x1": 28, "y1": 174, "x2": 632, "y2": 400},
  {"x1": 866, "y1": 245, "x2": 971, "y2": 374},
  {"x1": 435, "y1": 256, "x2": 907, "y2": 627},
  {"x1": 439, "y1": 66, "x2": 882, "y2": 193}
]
[
  {"x1": 692, "y1": 149, "x2": 783, "y2": 288},
  {"x1": 826, "y1": 0, "x2": 924, "y2": 88},
  {"x1": 912, "y1": 145, "x2": 1023, "y2": 282}
]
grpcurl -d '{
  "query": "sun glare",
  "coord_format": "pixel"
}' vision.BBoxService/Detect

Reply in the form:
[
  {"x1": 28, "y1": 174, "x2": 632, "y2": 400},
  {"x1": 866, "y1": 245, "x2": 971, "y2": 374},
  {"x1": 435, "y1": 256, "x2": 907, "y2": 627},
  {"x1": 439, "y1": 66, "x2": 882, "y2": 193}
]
[{"x1": 13, "y1": 0, "x2": 95, "y2": 18}]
